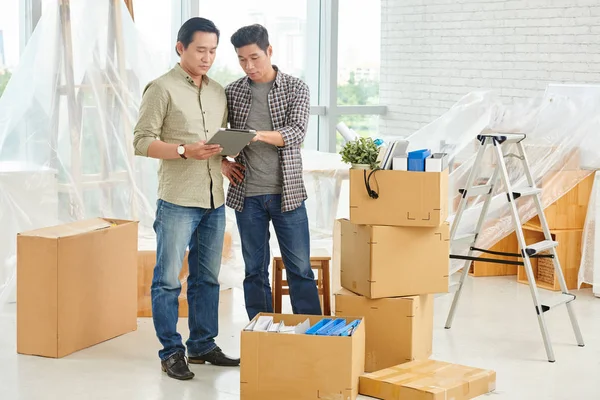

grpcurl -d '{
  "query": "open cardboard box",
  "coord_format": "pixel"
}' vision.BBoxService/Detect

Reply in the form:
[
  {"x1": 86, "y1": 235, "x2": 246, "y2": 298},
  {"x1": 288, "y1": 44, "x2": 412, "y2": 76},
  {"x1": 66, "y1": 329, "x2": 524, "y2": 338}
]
[
  {"x1": 241, "y1": 313, "x2": 365, "y2": 400},
  {"x1": 349, "y1": 168, "x2": 448, "y2": 227}
]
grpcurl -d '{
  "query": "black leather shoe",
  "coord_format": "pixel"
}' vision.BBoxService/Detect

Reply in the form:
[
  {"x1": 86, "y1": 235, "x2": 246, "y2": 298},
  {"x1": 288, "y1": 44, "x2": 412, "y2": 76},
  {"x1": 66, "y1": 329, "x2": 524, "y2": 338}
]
[
  {"x1": 161, "y1": 352, "x2": 195, "y2": 380},
  {"x1": 188, "y1": 346, "x2": 240, "y2": 366}
]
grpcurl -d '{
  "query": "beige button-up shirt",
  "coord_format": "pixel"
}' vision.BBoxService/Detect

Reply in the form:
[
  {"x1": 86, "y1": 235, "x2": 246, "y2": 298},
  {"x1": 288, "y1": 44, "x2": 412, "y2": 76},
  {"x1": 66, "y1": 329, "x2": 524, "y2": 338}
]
[{"x1": 133, "y1": 64, "x2": 228, "y2": 209}]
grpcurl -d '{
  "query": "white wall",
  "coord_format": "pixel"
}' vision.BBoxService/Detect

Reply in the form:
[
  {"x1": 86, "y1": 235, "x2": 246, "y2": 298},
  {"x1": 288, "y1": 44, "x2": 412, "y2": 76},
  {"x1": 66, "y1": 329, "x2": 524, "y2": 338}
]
[{"x1": 380, "y1": 0, "x2": 600, "y2": 136}]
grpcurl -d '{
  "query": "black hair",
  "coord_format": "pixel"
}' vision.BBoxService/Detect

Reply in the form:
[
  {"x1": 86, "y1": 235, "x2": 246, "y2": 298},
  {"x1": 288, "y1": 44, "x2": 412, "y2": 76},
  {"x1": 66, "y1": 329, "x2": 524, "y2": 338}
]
[
  {"x1": 230, "y1": 24, "x2": 270, "y2": 52},
  {"x1": 176, "y1": 17, "x2": 220, "y2": 56}
]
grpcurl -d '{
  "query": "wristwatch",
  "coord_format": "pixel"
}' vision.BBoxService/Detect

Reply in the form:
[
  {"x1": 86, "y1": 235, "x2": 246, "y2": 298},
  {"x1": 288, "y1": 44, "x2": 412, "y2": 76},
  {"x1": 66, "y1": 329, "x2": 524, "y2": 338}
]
[{"x1": 177, "y1": 144, "x2": 187, "y2": 159}]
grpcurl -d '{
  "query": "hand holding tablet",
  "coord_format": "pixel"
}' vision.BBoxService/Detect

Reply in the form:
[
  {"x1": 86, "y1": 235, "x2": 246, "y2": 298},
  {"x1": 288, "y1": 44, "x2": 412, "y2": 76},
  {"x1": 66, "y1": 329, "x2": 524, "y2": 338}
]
[{"x1": 206, "y1": 128, "x2": 256, "y2": 156}]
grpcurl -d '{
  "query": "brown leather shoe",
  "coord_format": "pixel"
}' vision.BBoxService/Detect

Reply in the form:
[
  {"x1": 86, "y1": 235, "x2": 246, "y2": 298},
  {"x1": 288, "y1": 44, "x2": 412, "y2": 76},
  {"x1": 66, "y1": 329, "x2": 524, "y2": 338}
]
[
  {"x1": 161, "y1": 352, "x2": 194, "y2": 380},
  {"x1": 188, "y1": 347, "x2": 240, "y2": 367}
]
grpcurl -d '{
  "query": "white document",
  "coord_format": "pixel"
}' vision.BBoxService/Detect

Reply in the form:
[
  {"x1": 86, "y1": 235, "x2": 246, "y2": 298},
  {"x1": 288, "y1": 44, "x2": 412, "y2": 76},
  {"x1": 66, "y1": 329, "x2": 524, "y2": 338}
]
[
  {"x1": 393, "y1": 156, "x2": 408, "y2": 171},
  {"x1": 277, "y1": 318, "x2": 311, "y2": 334},
  {"x1": 382, "y1": 140, "x2": 409, "y2": 170},
  {"x1": 244, "y1": 320, "x2": 257, "y2": 331},
  {"x1": 294, "y1": 318, "x2": 311, "y2": 334},
  {"x1": 253, "y1": 316, "x2": 274, "y2": 332},
  {"x1": 268, "y1": 321, "x2": 281, "y2": 332}
]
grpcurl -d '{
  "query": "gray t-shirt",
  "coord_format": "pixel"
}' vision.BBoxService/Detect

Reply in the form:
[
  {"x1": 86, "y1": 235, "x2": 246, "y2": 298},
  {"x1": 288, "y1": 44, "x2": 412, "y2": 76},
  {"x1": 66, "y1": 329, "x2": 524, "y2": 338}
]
[{"x1": 243, "y1": 80, "x2": 284, "y2": 197}]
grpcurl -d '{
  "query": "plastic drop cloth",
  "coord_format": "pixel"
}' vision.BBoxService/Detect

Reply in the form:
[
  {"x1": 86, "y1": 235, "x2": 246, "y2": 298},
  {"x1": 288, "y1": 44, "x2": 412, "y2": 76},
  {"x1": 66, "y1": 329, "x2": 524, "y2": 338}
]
[
  {"x1": 0, "y1": 0, "x2": 347, "y2": 308},
  {"x1": 404, "y1": 89, "x2": 600, "y2": 291},
  {"x1": 2, "y1": 1, "x2": 600, "y2": 308}
]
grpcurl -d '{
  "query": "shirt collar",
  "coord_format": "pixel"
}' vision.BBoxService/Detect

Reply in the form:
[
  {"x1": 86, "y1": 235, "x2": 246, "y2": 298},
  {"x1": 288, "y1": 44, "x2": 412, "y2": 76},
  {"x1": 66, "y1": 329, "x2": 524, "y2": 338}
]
[
  {"x1": 244, "y1": 65, "x2": 282, "y2": 88},
  {"x1": 174, "y1": 63, "x2": 210, "y2": 87}
]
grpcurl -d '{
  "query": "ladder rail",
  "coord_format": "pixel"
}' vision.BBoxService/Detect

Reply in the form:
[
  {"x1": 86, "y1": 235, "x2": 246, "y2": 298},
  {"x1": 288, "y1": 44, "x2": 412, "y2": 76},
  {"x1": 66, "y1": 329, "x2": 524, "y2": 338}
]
[
  {"x1": 517, "y1": 142, "x2": 585, "y2": 347},
  {"x1": 445, "y1": 138, "x2": 500, "y2": 329},
  {"x1": 493, "y1": 140, "x2": 557, "y2": 362}
]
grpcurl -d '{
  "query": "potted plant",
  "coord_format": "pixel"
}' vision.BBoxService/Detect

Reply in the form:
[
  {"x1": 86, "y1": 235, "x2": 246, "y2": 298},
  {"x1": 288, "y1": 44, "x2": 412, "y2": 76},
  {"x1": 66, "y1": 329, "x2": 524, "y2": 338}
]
[{"x1": 339, "y1": 137, "x2": 380, "y2": 170}]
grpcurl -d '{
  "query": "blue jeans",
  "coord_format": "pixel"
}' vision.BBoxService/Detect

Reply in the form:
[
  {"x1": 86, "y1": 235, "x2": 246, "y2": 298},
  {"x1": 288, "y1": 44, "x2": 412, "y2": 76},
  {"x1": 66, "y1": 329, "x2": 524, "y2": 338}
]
[
  {"x1": 235, "y1": 195, "x2": 322, "y2": 320},
  {"x1": 151, "y1": 199, "x2": 225, "y2": 361}
]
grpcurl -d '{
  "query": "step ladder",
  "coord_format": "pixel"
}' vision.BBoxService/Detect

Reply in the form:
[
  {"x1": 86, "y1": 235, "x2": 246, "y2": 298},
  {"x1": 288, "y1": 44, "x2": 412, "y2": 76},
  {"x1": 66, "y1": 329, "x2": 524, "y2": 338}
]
[{"x1": 445, "y1": 132, "x2": 584, "y2": 362}]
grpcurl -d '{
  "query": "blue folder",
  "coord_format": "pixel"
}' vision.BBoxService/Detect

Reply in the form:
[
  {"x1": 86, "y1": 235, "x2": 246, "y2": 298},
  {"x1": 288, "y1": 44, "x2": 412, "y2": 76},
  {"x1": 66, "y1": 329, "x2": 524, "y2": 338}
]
[{"x1": 305, "y1": 318, "x2": 331, "y2": 335}]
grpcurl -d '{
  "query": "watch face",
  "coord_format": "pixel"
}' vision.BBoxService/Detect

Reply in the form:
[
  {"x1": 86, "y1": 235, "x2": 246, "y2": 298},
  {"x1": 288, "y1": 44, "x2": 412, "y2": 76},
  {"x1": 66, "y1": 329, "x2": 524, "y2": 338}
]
[{"x1": 178, "y1": 145, "x2": 184, "y2": 155}]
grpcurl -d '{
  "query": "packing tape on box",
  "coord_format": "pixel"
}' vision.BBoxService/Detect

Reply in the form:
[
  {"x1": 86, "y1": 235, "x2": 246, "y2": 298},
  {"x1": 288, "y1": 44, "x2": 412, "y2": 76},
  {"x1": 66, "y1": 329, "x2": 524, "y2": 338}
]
[{"x1": 364, "y1": 360, "x2": 495, "y2": 399}]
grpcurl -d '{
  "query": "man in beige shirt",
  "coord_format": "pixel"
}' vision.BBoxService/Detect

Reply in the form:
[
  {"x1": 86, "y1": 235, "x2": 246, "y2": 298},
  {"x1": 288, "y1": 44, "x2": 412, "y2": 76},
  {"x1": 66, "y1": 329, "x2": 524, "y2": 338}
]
[{"x1": 133, "y1": 17, "x2": 239, "y2": 381}]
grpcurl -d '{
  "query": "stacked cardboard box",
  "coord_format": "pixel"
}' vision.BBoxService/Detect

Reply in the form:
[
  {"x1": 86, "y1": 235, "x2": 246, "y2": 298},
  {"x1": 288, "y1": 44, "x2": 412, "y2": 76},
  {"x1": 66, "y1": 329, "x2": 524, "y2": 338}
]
[{"x1": 335, "y1": 167, "x2": 450, "y2": 373}]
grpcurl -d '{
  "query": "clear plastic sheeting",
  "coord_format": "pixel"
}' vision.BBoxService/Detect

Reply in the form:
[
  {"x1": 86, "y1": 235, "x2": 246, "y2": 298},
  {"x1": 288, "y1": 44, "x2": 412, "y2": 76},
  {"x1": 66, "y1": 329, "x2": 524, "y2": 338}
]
[
  {"x1": 405, "y1": 89, "x2": 600, "y2": 289},
  {"x1": 0, "y1": 0, "x2": 348, "y2": 307},
  {"x1": 579, "y1": 172, "x2": 600, "y2": 293},
  {"x1": 2, "y1": 1, "x2": 600, "y2": 308}
]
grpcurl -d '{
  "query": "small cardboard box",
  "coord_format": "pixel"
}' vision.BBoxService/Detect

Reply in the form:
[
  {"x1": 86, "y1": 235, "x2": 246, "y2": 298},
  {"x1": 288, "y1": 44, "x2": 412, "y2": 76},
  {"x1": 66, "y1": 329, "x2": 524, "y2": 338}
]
[
  {"x1": 340, "y1": 219, "x2": 449, "y2": 299},
  {"x1": 17, "y1": 218, "x2": 138, "y2": 358},
  {"x1": 335, "y1": 289, "x2": 433, "y2": 373},
  {"x1": 138, "y1": 250, "x2": 189, "y2": 317},
  {"x1": 359, "y1": 359, "x2": 496, "y2": 400},
  {"x1": 349, "y1": 168, "x2": 448, "y2": 227},
  {"x1": 241, "y1": 313, "x2": 365, "y2": 400}
]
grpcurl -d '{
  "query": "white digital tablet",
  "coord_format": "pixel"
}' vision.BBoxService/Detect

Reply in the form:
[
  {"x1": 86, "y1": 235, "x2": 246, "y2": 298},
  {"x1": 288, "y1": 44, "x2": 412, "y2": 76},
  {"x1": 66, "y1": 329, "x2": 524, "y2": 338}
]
[{"x1": 206, "y1": 128, "x2": 256, "y2": 156}]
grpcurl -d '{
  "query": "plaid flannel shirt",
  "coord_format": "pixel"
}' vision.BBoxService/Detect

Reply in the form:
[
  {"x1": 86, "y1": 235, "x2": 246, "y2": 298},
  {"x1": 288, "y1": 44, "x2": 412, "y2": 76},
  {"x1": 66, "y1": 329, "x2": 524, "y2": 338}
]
[{"x1": 225, "y1": 66, "x2": 310, "y2": 212}]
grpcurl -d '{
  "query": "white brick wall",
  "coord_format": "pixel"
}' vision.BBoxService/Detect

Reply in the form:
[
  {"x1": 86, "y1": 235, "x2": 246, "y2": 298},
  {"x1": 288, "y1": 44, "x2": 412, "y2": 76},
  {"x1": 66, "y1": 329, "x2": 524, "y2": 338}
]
[{"x1": 380, "y1": 0, "x2": 600, "y2": 136}]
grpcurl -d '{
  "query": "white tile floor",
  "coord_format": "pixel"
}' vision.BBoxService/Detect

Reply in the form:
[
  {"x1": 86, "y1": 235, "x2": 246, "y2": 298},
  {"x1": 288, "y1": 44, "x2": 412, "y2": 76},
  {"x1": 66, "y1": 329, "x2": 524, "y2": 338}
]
[{"x1": 1, "y1": 276, "x2": 599, "y2": 400}]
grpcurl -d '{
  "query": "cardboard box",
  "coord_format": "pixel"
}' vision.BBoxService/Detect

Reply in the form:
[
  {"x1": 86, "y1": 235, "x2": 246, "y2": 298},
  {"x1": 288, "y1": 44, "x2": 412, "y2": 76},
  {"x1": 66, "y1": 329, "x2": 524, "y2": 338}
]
[
  {"x1": 469, "y1": 232, "x2": 518, "y2": 277},
  {"x1": 138, "y1": 250, "x2": 189, "y2": 317},
  {"x1": 17, "y1": 218, "x2": 138, "y2": 358},
  {"x1": 340, "y1": 219, "x2": 449, "y2": 299},
  {"x1": 359, "y1": 359, "x2": 496, "y2": 400},
  {"x1": 335, "y1": 289, "x2": 433, "y2": 372},
  {"x1": 528, "y1": 171, "x2": 594, "y2": 230},
  {"x1": 349, "y1": 168, "x2": 448, "y2": 227},
  {"x1": 241, "y1": 313, "x2": 365, "y2": 400}
]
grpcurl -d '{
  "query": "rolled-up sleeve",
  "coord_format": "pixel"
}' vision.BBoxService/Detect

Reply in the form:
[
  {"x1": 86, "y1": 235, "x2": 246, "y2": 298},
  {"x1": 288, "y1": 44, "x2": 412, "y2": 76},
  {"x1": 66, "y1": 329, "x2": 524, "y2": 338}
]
[
  {"x1": 279, "y1": 82, "x2": 310, "y2": 148},
  {"x1": 133, "y1": 82, "x2": 169, "y2": 157}
]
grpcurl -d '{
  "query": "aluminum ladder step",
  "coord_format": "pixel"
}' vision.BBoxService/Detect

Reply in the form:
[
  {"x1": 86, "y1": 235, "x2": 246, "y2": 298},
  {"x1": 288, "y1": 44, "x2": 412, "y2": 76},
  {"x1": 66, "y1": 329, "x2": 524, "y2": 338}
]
[
  {"x1": 512, "y1": 187, "x2": 542, "y2": 199},
  {"x1": 539, "y1": 293, "x2": 576, "y2": 314},
  {"x1": 525, "y1": 240, "x2": 558, "y2": 256},
  {"x1": 459, "y1": 185, "x2": 492, "y2": 197},
  {"x1": 478, "y1": 132, "x2": 526, "y2": 144}
]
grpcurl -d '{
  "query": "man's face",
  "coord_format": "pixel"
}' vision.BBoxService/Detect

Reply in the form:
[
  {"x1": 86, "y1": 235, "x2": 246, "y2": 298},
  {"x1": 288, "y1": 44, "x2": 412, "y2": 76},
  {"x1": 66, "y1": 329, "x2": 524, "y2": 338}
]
[
  {"x1": 236, "y1": 44, "x2": 273, "y2": 83},
  {"x1": 177, "y1": 31, "x2": 218, "y2": 76}
]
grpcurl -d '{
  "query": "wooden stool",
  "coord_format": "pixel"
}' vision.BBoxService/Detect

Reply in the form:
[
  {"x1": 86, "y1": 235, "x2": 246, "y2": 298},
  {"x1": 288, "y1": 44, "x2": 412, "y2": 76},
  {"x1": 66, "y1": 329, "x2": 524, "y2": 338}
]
[{"x1": 272, "y1": 249, "x2": 331, "y2": 315}]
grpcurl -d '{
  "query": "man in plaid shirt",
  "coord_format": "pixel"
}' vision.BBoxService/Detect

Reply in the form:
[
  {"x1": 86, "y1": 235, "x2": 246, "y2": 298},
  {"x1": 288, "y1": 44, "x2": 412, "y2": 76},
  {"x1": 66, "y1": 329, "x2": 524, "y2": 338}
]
[{"x1": 221, "y1": 24, "x2": 322, "y2": 320}]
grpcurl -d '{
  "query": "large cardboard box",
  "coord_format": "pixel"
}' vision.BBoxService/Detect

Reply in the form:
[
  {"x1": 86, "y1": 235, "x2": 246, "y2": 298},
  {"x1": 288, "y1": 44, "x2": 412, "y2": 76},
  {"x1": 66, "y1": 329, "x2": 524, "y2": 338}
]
[
  {"x1": 359, "y1": 359, "x2": 496, "y2": 400},
  {"x1": 340, "y1": 219, "x2": 449, "y2": 299},
  {"x1": 17, "y1": 218, "x2": 138, "y2": 358},
  {"x1": 241, "y1": 313, "x2": 365, "y2": 400},
  {"x1": 349, "y1": 168, "x2": 448, "y2": 227},
  {"x1": 335, "y1": 289, "x2": 433, "y2": 373}
]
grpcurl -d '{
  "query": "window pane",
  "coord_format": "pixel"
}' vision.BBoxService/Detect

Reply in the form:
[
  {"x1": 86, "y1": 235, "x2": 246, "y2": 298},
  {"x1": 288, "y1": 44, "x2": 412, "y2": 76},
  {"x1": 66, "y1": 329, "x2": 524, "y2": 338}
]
[
  {"x1": 336, "y1": 115, "x2": 380, "y2": 152},
  {"x1": 337, "y1": 0, "x2": 380, "y2": 105},
  {"x1": 197, "y1": 0, "x2": 308, "y2": 87},
  {"x1": 0, "y1": 0, "x2": 20, "y2": 98},
  {"x1": 133, "y1": 0, "x2": 173, "y2": 73}
]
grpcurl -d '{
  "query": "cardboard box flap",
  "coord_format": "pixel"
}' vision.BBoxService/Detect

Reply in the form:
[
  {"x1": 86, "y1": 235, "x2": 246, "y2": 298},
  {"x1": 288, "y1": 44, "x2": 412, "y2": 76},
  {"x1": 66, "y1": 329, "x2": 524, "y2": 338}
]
[{"x1": 19, "y1": 218, "x2": 114, "y2": 239}]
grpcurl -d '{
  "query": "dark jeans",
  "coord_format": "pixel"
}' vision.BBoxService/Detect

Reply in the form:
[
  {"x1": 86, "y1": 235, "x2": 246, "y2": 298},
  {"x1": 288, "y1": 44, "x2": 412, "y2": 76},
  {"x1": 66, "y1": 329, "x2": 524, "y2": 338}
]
[
  {"x1": 151, "y1": 199, "x2": 225, "y2": 360},
  {"x1": 235, "y1": 195, "x2": 322, "y2": 320}
]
